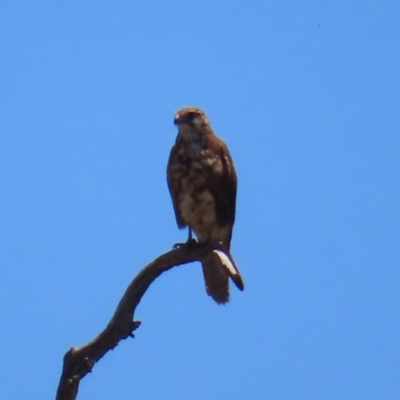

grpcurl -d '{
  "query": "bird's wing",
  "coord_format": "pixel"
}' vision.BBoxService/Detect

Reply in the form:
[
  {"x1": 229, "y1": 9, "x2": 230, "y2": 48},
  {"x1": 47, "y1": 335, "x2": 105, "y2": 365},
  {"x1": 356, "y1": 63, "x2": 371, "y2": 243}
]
[
  {"x1": 166, "y1": 142, "x2": 187, "y2": 229},
  {"x1": 205, "y1": 137, "x2": 237, "y2": 247}
]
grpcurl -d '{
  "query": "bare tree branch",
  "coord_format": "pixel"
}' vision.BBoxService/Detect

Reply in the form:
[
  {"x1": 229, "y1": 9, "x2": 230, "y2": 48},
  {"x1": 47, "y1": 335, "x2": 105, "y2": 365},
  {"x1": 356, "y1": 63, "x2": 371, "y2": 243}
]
[{"x1": 55, "y1": 243, "x2": 214, "y2": 400}]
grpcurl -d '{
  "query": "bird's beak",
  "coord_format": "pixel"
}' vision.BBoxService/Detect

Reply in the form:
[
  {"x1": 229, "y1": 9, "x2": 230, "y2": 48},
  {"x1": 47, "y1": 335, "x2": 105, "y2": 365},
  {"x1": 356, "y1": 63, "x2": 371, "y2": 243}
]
[{"x1": 173, "y1": 113, "x2": 180, "y2": 125}]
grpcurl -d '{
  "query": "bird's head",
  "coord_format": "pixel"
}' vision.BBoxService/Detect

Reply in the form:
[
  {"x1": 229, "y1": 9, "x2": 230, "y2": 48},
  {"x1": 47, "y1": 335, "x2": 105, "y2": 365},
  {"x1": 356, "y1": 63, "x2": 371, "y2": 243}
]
[{"x1": 174, "y1": 107, "x2": 211, "y2": 141}]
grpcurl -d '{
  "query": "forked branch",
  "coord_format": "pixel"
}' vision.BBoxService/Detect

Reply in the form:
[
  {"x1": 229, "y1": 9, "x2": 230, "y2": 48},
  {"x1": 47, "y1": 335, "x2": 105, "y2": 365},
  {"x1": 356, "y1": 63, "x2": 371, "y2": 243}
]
[{"x1": 55, "y1": 243, "x2": 213, "y2": 400}]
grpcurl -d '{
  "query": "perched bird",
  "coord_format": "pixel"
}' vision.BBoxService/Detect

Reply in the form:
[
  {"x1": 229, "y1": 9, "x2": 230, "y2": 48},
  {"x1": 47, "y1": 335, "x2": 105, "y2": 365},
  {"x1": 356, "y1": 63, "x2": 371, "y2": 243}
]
[{"x1": 167, "y1": 106, "x2": 244, "y2": 303}]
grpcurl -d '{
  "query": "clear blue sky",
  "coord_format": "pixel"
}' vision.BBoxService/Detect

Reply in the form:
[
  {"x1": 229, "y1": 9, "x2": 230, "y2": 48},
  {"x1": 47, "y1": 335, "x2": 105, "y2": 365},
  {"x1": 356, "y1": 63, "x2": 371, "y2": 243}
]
[{"x1": 1, "y1": 2, "x2": 399, "y2": 399}]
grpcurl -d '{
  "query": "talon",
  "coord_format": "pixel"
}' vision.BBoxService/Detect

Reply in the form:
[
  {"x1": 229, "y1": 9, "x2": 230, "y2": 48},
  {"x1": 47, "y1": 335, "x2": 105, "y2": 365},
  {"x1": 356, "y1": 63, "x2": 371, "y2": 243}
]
[
  {"x1": 186, "y1": 238, "x2": 197, "y2": 246},
  {"x1": 173, "y1": 238, "x2": 197, "y2": 249}
]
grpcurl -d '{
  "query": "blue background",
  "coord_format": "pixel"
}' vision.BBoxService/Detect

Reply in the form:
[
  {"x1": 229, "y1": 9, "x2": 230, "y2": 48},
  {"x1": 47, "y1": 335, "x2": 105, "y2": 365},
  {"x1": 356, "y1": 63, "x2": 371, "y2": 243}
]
[{"x1": 1, "y1": 2, "x2": 399, "y2": 399}]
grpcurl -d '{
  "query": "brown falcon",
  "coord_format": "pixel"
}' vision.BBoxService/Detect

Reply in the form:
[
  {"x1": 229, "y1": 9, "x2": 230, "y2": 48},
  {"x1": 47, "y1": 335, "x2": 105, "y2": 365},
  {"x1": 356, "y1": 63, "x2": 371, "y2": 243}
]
[{"x1": 167, "y1": 107, "x2": 244, "y2": 304}]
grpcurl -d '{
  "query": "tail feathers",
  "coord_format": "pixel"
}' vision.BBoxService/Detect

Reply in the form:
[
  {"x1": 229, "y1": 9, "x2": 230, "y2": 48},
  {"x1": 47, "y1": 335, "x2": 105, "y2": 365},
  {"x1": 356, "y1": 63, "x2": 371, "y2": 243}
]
[
  {"x1": 201, "y1": 249, "x2": 244, "y2": 304},
  {"x1": 202, "y1": 252, "x2": 230, "y2": 304},
  {"x1": 213, "y1": 250, "x2": 244, "y2": 291}
]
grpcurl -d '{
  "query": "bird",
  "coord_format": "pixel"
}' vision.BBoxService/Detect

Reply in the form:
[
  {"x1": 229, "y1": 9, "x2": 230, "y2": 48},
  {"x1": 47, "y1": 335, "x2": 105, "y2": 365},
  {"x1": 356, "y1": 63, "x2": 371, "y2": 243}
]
[{"x1": 167, "y1": 106, "x2": 244, "y2": 304}]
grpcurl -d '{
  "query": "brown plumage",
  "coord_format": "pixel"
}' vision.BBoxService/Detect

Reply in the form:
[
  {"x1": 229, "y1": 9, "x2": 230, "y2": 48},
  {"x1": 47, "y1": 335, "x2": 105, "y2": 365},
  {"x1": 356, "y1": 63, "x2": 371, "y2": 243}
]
[{"x1": 167, "y1": 107, "x2": 244, "y2": 303}]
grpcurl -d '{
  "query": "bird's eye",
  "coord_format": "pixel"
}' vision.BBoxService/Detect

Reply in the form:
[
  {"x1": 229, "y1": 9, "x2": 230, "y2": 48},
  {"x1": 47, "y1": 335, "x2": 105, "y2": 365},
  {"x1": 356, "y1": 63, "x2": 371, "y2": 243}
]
[{"x1": 187, "y1": 112, "x2": 197, "y2": 119}]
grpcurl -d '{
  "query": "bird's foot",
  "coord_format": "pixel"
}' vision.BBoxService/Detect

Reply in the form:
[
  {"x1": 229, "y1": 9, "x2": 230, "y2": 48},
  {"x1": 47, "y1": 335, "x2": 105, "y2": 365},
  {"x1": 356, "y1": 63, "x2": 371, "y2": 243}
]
[{"x1": 172, "y1": 238, "x2": 197, "y2": 249}]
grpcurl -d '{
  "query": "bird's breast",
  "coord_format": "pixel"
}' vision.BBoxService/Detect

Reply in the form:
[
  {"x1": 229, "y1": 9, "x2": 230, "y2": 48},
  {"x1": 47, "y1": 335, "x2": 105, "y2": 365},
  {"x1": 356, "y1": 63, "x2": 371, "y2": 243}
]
[{"x1": 173, "y1": 157, "x2": 224, "y2": 243}]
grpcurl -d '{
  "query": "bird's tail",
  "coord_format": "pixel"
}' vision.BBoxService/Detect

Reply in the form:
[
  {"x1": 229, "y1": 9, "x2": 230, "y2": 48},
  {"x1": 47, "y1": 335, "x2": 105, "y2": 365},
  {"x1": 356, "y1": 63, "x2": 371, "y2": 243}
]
[{"x1": 201, "y1": 249, "x2": 244, "y2": 304}]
